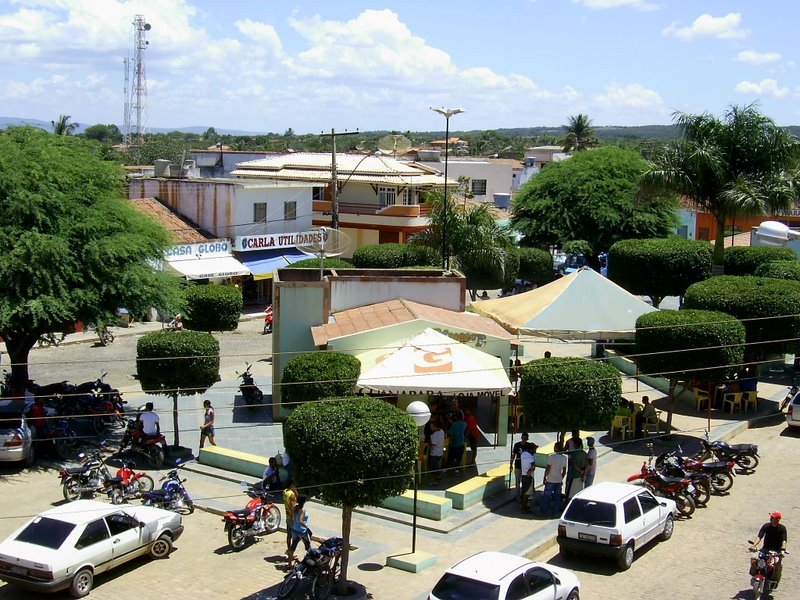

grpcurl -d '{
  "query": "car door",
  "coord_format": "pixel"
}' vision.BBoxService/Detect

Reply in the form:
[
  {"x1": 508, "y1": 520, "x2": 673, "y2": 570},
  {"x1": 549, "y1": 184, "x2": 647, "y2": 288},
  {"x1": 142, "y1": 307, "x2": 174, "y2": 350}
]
[
  {"x1": 104, "y1": 512, "x2": 143, "y2": 566},
  {"x1": 523, "y1": 566, "x2": 558, "y2": 600},
  {"x1": 73, "y1": 518, "x2": 113, "y2": 574},
  {"x1": 636, "y1": 491, "x2": 662, "y2": 545},
  {"x1": 622, "y1": 497, "x2": 644, "y2": 546},
  {"x1": 504, "y1": 573, "x2": 530, "y2": 600}
]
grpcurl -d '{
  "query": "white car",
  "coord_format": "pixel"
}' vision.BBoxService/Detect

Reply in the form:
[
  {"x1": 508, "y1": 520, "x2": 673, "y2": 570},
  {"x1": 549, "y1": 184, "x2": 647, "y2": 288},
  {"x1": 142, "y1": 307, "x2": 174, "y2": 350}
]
[
  {"x1": 557, "y1": 481, "x2": 676, "y2": 570},
  {"x1": 785, "y1": 386, "x2": 800, "y2": 429},
  {"x1": 0, "y1": 499, "x2": 184, "y2": 597},
  {"x1": 429, "y1": 550, "x2": 580, "y2": 600}
]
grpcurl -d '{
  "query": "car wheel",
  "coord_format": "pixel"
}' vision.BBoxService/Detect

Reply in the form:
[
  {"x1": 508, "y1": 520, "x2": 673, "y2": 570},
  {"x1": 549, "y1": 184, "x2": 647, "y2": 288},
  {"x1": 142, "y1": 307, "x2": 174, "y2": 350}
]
[
  {"x1": 566, "y1": 589, "x2": 580, "y2": 600},
  {"x1": 149, "y1": 533, "x2": 173, "y2": 559},
  {"x1": 23, "y1": 443, "x2": 35, "y2": 468},
  {"x1": 659, "y1": 514, "x2": 674, "y2": 541},
  {"x1": 69, "y1": 567, "x2": 93, "y2": 598},
  {"x1": 617, "y1": 544, "x2": 634, "y2": 570}
]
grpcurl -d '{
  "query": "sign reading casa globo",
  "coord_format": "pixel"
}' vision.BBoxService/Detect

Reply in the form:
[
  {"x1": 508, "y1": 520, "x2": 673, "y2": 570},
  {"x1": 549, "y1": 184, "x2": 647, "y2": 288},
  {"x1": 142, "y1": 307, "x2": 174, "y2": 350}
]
[{"x1": 234, "y1": 230, "x2": 325, "y2": 252}]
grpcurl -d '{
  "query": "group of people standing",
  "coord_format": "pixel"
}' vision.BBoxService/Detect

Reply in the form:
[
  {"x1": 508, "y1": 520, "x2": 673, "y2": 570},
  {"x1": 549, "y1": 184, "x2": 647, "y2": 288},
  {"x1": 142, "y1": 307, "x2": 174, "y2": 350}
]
[
  {"x1": 423, "y1": 399, "x2": 480, "y2": 485},
  {"x1": 511, "y1": 430, "x2": 597, "y2": 517}
]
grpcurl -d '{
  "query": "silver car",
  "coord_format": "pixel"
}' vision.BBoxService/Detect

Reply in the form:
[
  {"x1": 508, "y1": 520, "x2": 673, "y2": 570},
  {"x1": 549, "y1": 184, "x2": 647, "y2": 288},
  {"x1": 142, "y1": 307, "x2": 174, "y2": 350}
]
[{"x1": 0, "y1": 400, "x2": 35, "y2": 467}]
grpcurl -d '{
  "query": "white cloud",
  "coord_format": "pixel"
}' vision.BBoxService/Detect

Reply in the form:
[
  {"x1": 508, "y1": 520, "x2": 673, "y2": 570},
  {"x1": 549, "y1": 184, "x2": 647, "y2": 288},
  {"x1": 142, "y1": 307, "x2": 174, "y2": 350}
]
[
  {"x1": 735, "y1": 79, "x2": 788, "y2": 98},
  {"x1": 572, "y1": 0, "x2": 660, "y2": 11},
  {"x1": 734, "y1": 50, "x2": 782, "y2": 65},
  {"x1": 663, "y1": 13, "x2": 750, "y2": 41},
  {"x1": 595, "y1": 83, "x2": 663, "y2": 108}
]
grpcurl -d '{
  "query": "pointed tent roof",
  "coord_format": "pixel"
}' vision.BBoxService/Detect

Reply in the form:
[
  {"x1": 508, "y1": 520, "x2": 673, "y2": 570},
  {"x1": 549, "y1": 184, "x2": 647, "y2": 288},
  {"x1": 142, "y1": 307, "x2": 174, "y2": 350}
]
[
  {"x1": 471, "y1": 267, "x2": 657, "y2": 339},
  {"x1": 356, "y1": 328, "x2": 512, "y2": 397}
]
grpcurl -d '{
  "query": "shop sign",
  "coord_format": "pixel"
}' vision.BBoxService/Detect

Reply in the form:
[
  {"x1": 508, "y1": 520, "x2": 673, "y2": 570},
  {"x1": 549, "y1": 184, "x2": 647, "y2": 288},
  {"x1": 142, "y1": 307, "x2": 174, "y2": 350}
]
[
  {"x1": 234, "y1": 230, "x2": 325, "y2": 251},
  {"x1": 165, "y1": 240, "x2": 232, "y2": 259}
]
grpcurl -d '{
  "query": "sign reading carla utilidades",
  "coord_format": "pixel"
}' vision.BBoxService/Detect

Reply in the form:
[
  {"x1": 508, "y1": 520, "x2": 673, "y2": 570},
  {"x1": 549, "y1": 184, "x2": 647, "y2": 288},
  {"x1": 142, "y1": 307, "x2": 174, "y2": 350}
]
[{"x1": 234, "y1": 230, "x2": 325, "y2": 251}]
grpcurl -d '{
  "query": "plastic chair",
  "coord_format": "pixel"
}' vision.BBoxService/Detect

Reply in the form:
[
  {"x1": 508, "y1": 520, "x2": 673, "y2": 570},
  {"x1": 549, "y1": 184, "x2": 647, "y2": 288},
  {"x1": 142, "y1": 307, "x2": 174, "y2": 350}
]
[
  {"x1": 693, "y1": 388, "x2": 710, "y2": 411},
  {"x1": 610, "y1": 415, "x2": 630, "y2": 440},
  {"x1": 722, "y1": 391, "x2": 743, "y2": 414},
  {"x1": 643, "y1": 410, "x2": 662, "y2": 436},
  {"x1": 742, "y1": 391, "x2": 758, "y2": 412},
  {"x1": 417, "y1": 442, "x2": 429, "y2": 476},
  {"x1": 510, "y1": 404, "x2": 525, "y2": 433}
]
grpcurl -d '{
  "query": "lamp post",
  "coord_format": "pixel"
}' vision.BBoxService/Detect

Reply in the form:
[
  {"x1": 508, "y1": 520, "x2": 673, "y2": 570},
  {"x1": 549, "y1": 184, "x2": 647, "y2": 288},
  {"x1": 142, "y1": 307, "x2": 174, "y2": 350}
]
[
  {"x1": 406, "y1": 400, "x2": 431, "y2": 554},
  {"x1": 430, "y1": 107, "x2": 464, "y2": 271}
]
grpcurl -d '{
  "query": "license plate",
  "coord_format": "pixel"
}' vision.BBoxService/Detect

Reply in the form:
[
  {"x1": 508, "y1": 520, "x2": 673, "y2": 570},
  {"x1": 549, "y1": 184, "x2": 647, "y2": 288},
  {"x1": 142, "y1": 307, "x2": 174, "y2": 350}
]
[
  {"x1": 10, "y1": 566, "x2": 26, "y2": 576},
  {"x1": 578, "y1": 532, "x2": 597, "y2": 542}
]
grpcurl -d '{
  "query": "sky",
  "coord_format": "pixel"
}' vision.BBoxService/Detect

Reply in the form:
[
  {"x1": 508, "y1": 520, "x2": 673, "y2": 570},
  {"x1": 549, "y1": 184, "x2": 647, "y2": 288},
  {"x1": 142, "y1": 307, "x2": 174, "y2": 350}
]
[{"x1": 1, "y1": 0, "x2": 799, "y2": 134}]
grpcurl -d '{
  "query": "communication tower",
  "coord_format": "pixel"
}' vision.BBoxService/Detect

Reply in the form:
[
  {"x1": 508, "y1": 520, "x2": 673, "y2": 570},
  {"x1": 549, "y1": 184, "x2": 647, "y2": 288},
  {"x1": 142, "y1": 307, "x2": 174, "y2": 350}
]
[{"x1": 123, "y1": 15, "x2": 151, "y2": 146}]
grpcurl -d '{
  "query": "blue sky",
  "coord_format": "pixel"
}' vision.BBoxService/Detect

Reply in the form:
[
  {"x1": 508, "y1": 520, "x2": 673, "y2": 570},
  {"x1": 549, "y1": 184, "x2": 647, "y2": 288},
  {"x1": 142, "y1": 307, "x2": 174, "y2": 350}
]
[{"x1": 1, "y1": 0, "x2": 798, "y2": 134}]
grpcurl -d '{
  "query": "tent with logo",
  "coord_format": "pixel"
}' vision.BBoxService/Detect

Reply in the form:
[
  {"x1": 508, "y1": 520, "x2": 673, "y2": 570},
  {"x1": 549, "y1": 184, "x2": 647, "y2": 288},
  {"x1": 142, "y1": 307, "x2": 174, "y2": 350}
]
[{"x1": 471, "y1": 267, "x2": 657, "y2": 340}]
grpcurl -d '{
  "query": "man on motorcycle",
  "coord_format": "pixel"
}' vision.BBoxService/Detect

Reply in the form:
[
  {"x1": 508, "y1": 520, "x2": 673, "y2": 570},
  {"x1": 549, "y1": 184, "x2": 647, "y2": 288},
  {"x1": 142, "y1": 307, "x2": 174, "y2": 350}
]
[
  {"x1": 139, "y1": 402, "x2": 161, "y2": 438},
  {"x1": 750, "y1": 512, "x2": 788, "y2": 584}
]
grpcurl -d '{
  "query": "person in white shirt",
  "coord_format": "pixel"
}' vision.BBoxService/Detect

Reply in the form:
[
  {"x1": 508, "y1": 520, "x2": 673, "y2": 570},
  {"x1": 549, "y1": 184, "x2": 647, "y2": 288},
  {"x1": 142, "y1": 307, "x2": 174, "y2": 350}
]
[
  {"x1": 429, "y1": 423, "x2": 445, "y2": 485},
  {"x1": 520, "y1": 447, "x2": 536, "y2": 511},
  {"x1": 539, "y1": 441, "x2": 568, "y2": 517},
  {"x1": 585, "y1": 437, "x2": 598, "y2": 487},
  {"x1": 139, "y1": 402, "x2": 160, "y2": 436}
]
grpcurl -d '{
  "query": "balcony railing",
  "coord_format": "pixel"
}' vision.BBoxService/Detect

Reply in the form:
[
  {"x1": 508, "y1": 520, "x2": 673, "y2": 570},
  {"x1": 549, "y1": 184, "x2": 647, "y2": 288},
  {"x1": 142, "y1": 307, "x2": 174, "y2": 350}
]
[{"x1": 312, "y1": 200, "x2": 430, "y2": 218}]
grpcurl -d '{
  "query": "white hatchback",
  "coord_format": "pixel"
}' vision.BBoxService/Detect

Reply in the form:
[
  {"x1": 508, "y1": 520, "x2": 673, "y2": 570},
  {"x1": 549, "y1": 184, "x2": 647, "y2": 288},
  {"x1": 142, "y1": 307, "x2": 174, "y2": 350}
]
[{"x1": 557, "y1": 481, "x2": 676, "y2": 570}]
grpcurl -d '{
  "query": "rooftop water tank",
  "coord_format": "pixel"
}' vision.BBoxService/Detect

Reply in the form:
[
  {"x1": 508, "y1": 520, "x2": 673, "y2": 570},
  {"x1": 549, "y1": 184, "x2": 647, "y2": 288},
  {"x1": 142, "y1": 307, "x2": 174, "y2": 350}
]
[
  {"x1": 494, "y1": 193, "x2": 511, "y2": 210},
  {"x1": 418, "y1": 149, "x2": 441, "y2": 162}
]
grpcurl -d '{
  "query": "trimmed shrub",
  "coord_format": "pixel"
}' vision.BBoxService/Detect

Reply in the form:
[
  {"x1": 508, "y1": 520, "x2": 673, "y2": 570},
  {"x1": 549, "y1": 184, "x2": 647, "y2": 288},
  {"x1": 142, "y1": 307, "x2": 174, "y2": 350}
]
[
  {"x1": 754, "y1": 259, "x2": 800, "y2": 281},
  {"x1": 136, "y1": 330, "x2": 220, "y2": 394},
  {"x1": 287, "y1": 257, "x2": 354, "y2": 270},
  {"x1": 282, "y1": 352, "x2": 361, "y2": 406},
  {"x1": 608, "y1": 237, "x2": 712, "y2": 307},
  {"x1": 518, "y1": 247, "x2": 554, "y2": 285},
  {"x1": 636, "y1": 309, "x2": 745, "y2": 384},
  {"x1": 723, "y1": 246, "x2": 797, "y2": 276},
  {"x1": 182, "y1": 284, "x2": 242, "y2": 332},
  {"x1": 519, "y1": 357, "x2": 621, "y2": 431},
  {"x1": 403, "y1": 244, "x2": 440, "y2": 267},
  {"x1": 463, "y1": 246, "x2": 519, "y2": 293},
  {"x1": 683, "y1": 275, "x2": 800, "y2": 356},
  {"x1": 352, "y1": 243, "x2": 440, "y2": 268}
]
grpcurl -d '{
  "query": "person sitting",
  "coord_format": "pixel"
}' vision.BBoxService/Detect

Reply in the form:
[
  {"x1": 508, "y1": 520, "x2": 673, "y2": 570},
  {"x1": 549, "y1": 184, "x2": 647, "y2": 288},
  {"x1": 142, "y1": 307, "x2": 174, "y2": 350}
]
[
  {"x1": 262, "y1": 457, "x2": 285, "y2": 491},
  {"x1": 138, "y1": 402, "x2": 161, "y2": 442}
]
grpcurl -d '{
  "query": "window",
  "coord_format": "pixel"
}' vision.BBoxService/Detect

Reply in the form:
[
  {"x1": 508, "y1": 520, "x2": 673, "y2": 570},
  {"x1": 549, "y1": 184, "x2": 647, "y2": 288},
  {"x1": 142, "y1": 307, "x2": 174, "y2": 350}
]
[
  {"x1": 638, "y1": 491, "x2": 660, "y2": 514},
  {"x1": 378, "y1": 186, "x2": 397, "y2": 206},
  {"x1": 525, "y1": 567, "x2": 555, "y2": 594},
  {"x1": 105, "y1": 513, "x2": 138, "y2": 536},
  {"x1": 505, "y1": 574, "x2": 529, "y2": 600},
  {"x1": 471, "y1": 179, "x2": 487, "y2": 196},
  {"x1": 430, "y1": 573, "x2": 500, "y2": 600},
  {"x1": 623, "y1": 498, "x2": 642, "y2": 523},
  {"x1": 16, "y1": 517, "x2": 75, "y2": 550},
  {"x1": 284, "y1": 201, "x2": 297, "y2": 221},
  {"x1": 253, "y1": 202, "x2": 267, "y2": 223},
  {"x1": 75, "y1": 519, "x2": 110, "y2": 550},
  {"x1": 400, "y1": 188, "x2": 415, "y2": 205},
  {"x1": 312, "y1": 186, "x2": 325, "y2": 201},
  {"x1": 563, "y1": 499, "x2": 616, "y2": 527}
]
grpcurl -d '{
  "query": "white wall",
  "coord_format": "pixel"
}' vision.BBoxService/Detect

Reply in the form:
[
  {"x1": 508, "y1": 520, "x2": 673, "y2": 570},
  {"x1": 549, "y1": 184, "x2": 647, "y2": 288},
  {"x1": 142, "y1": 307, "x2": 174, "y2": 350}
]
[{"x1": 416, "y1": 159, "x2": 513, "y2": 201}]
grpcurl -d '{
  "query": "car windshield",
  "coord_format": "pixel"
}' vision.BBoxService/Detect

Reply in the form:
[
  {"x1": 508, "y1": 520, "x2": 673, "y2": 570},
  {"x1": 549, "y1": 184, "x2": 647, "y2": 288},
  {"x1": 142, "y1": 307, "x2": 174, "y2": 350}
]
[
  {"x1": 0, "y1": 417, "x2": 23, "y2": 431},
  {"x1": 432, "y1": 573, "x2": 500, "y2": 600},
  {"x1": 564, "y1": 498, "x2": 617, "y2": 526},
  {"x1": 15, "y1": 516, "x2": 76, "y2": 550}
]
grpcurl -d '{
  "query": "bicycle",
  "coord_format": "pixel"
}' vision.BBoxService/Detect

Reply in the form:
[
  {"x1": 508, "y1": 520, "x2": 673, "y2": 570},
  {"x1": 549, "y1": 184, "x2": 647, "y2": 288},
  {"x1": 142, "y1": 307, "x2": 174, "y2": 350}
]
[
  {"x1": 37, "y1": 332, "x2": 66, "y2": 348},
  {"x1": 93, "y1": 324, "x2": 114, "y2": 346}
]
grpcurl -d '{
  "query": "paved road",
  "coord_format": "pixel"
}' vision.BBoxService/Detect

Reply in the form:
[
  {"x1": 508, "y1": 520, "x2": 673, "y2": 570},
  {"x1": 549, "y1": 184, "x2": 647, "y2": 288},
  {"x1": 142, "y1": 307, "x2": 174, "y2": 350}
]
[{"x1": 533, "y1": 417, "x2": 800, "y2": 600}]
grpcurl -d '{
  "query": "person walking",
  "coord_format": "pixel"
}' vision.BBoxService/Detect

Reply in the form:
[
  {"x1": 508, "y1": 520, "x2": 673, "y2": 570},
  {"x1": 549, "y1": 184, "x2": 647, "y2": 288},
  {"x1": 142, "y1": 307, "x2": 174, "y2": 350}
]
[
  {"x1": 199, "y1": 399, "x2": 216, "y2": 449},
  {"x1": 428, "y1": 422, "x2": 444, "y2": 485},
  {"x1": 283, "y1": 481, "x2": 298, "y2": 561},
  {"x1": 540, "y1": 441, "x2": 567, "y2": 518},
  {"x1": 584, "y1": 437, "x2": 598, "y2": 487},
  {"x1": 520, "y1": 445, "x2": 536, "y2": 511},
  {"x1": 464, "y1": 408, "x2": 480, "y2": 464},
  {"x1": 510, "y1": 433, "x2": 532, "y2": 500},
  {"x1": 564, "y1": 430, "x2": 581, "y2": 498},
  {"x1": 288, "y1": 494, "x2": 311, "y2": 566},
  {"x1": 446, "y1": 412, "x2": 467, "y2": 475}
]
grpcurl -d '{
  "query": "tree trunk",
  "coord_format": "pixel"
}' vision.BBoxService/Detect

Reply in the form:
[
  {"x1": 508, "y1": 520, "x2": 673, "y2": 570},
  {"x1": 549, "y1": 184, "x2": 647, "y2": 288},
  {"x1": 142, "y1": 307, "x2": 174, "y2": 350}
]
[
  {"x1": 172, "y1": 391, "x2": 180, "y2": 448},
  {"x1": 665, "y1": 378, "x2": 677, "y2": 436},
  {"x1": 712, "y1": 218, "x2": 727, "y2": 271},
  {"x1": 2, "y1": 333, "x2": 36, "y2": 399},
  {"x1": 336, "y1": 506, "x2": 353, "y2": 596}
]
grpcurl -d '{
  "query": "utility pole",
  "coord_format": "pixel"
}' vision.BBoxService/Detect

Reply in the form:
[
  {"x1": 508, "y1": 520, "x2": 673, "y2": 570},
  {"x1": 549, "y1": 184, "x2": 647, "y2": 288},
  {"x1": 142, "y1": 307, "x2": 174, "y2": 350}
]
[{"x1": 323, "y1": 129, "x2": 359, "y2": 230}]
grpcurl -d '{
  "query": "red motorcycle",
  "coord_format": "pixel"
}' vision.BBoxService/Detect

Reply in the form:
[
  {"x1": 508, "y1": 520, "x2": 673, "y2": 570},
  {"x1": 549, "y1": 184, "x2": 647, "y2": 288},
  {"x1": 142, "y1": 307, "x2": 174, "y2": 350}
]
[
  {"x1": 223, "y1": 484, "x2": 282, "y2": 551},
  {"x1": 118, "y1": 416, "x2": 166, "y2": 468},
  {"x1": 627, "y1": 459, "x2": 696, "y2": 518},
  {"x1": 263, "y1": 306, "x2": 273, "y2": 334},
  {"x1": 105, "y1": 459, "x2": 155, "y2": 504}
]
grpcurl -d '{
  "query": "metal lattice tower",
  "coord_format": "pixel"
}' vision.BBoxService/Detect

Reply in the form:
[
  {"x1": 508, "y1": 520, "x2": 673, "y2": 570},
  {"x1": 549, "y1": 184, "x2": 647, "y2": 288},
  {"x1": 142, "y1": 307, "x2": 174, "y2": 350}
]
[
  {"x1": 122, "y1": 57, "x2": 131, "y2": 146},
  {"x1": 124, "y1": 15, "x2": 151, "y2": 146}
]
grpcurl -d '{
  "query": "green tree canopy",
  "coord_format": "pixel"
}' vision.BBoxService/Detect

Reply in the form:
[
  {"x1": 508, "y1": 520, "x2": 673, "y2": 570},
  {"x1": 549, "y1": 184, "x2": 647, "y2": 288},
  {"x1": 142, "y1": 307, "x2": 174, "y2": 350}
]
[
  {"x1": 284, "y1": 396, "x2": 417, "y2": 594},
  {"x1": 511, "y1": 146, "x2": 678, "y2": 267},
  {"x1": 608, "y1": 237, "x2": 713, "y2": 307},
  {"x1": 282, "y1": 352, "x2": 361, "y2": 407},
  {"x1": 562, "y1": 113, "x2": 598, "y2": 152},
  {"x1": 83, "y1": 123, "x2": 123, "y2": 145},
  {"x1": 640, "y1": 104, "x2": 800, "y2": 267},
  {"x1": 0, "y1": 127, "x2": 183, "y2": 390},
  {"x1": 51, "y1": 114, "x2": 78, "y2": 135},
  {"x1": 517, "y1": 247, "x2": 555, "y2": 285},
  {"x1": 182, "y1": 284, "x2": 242, "y2": 332},
  {"x1": 723, "y1": 246, "x2": 797, "y2": 276}
]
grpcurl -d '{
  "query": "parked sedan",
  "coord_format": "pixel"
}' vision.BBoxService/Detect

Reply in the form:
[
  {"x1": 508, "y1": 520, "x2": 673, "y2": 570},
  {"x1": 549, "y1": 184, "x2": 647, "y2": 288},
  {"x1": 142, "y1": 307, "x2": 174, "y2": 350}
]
[
  {"x1": 0, "y1": 400, "x2": 35, "y2": 467},
  {"x1": 0, "y1": 499, "x2": 184, "y2": 597},
  {"x1": 430, "y1": 550, "x2": 580, "y2": 600}
]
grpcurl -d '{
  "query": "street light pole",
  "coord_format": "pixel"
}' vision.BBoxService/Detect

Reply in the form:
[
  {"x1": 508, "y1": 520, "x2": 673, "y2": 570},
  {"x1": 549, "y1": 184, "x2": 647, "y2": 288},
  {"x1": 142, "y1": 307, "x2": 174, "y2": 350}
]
[
  {"x1": 406, "y1": 400, "x2": 431, "y2": 554},
  {"x1": 430, "y1": 107, "x2": 464, "y2": 271}
]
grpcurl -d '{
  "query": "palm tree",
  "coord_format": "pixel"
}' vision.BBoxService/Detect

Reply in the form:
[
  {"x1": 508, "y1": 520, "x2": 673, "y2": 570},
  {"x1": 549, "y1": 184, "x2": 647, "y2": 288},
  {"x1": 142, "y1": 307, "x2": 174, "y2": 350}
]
[
  {"x1": 562, "y1": 113, "x2": 597, "y2": 152},
  {"x1": 640, "y1": 104, "x2": 800, "y2": 268},
  {"x1": 51, "y1": 114, "x2": 78, "y2": 136}
]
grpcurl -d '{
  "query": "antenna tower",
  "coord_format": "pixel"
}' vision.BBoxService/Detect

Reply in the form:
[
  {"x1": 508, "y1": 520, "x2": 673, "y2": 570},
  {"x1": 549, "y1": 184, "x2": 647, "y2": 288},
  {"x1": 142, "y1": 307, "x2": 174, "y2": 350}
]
[
  {"x1": 126, "y1": 14, "x2": 151, "y2": 145},
  {"x1": 122, "y1": 57, "x2": 131, "y2": 146}
]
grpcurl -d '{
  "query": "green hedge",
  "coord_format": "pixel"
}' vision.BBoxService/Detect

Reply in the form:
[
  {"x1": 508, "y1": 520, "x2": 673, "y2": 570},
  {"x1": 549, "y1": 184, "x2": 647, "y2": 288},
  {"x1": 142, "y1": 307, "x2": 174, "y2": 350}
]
[
  {"x1": 683, "y1": 275, "x2": 800, "y2": 356},
  {"x1": 136, "y1": 330, "x2": 220, "y2": 395},
  {"x1": 352, "y1": 243, "x2": 440, "y2": 268},
  {"x1": 723, "y1": 246, "x2": 797, "y2": 275},
  {"x1": 282, "y1": 352, "x2": 361, "y2": 406},
  {"x1": 636, "y1": 309, "x2": 744, "y2": 383},
  {"x1": 182, "y1": 284, "x2": 242, "y2": 332},
  {"x1": 518, "y1": 357, "x2": 621, "y2": 430},
  {"x1": 518, "y1": 247, "x2": 554, "y2": 285},
  {"x1": 287, "y1": 257, "x2": 354, "y2": 270},
  {"x1": 754, "y1": 259, "x2": 800, "y2": 281}
]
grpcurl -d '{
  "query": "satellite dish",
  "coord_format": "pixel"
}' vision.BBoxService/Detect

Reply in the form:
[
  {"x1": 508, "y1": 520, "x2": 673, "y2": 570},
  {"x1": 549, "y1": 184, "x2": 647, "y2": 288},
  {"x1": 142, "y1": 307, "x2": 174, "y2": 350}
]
[
  {"x1": 295, "y1": 228, "x2": 351, "y2": 280},
  {"x1": 377, "y1": 134, "x2": 412, "y2": 157}
]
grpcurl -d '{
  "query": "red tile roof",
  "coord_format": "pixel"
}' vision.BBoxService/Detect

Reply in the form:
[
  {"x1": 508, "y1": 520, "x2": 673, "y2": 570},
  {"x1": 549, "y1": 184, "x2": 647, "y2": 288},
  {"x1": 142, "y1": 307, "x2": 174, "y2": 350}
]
[{"x1": 128, "y1": 197, "x2": 210, "y2": 244}]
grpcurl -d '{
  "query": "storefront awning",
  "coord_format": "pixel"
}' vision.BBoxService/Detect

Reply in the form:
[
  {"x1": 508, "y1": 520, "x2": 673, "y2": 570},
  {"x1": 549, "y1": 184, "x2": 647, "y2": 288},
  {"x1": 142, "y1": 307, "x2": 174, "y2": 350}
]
[
  {"x1": 166, "y1": 255, "x2": 250, "y2": 280},
  {"x1": 238, "y1": 249, "x2": 308, "y2": 280},
  {"x1": 356, "y1": 328, "x2": 512, "y2": 397}
]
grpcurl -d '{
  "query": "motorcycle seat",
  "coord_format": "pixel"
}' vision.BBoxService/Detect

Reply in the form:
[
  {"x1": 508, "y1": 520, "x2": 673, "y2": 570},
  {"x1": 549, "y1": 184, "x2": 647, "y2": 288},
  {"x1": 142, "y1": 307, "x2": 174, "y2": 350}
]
[
  {"x1": 107, "y1": 476, "x2": 124, "y2": 484},
  {"x1": 702, "y1": 461, "x2": 730, "y2": 470},
  {"x1": 146, "y1": 490, "x2": 170, "y2": 500},
  {"x1": 64, "y1": 467, "x2": 87, "y2": 475},
  {"x1": 229, "y1": 508, "x2": 251, "y2": 518},
  {"x1": 728, "y1": 443, "x2": 756, "y2": 453},
  {"x1": 656, "y1": 474, "x2": 686, "y2": 484}
]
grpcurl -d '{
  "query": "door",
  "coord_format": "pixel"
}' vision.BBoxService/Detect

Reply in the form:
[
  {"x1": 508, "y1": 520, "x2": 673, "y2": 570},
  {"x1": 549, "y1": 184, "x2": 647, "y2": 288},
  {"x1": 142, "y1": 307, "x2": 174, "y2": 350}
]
[
  {"x1": 524, "y1": 566, "x2": 558, "y2": 600},
  {"x1": 74, "y1": 518, "x2": 113, "y2": 573},
  {"x1": 105, "y1": 512, "x2": 143, "y2": 565},
  {"x1": 622, "y1": 497, "x2": 644, "y2": 546},
  {"x1": 636, "y1": 491, "x2": 663, "y2": 544}
]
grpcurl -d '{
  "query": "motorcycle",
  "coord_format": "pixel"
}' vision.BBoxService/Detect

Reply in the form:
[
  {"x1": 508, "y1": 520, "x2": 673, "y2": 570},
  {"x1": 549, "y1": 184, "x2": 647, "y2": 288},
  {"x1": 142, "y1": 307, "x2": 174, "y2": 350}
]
[
  {"x1": 142, "y1": 465, "x2": 194, "y2": 514},
  {"x1": 781, "y1": 382, "x2": 798, "y2": 412},
  {"x1": 698, "y1": 433, "x2": 760, "y2": 471},
  {"x1": 59, "y1": 449, "x2": 113, "y2": 501},
  {"x1": 93, "y1": 323, "x2": 114, "y2": 346},
  {"x1": 654, "y1": 451, "x2": 712, "y2": 507},
  {"x1": 105, "y1": 459, "x2": 155, "y2": 504},
  {"x1": 43, "y1": 417, "x2": 79, "y2": 460},
  {"x1": 656, "y1": 448, "x2": 736, "y2": 495},
  {"x1": 263, "y1": 306, "x2": 273, "y2": 334},
  {"x1": 277, "y1": 536, "x2": 344, "y2": 600},
  {"x1": 163, "y1": 313, "x2": 183, "y2": 332},
  {"x1": 223, "y1": 483, "x2": 282, "y2": 551},
  {"x1": 748, "y1": 541, "x2": 786, "y2": 599},
  {"x1": 627, "y1": 445, "x2": 696, "y2": 517},
  {"x1": 118, "y1": 418, "x2": 166, "y2": 468},
  {"x1": 237, "y1": 363, "x2": 264, "y2": 410}
]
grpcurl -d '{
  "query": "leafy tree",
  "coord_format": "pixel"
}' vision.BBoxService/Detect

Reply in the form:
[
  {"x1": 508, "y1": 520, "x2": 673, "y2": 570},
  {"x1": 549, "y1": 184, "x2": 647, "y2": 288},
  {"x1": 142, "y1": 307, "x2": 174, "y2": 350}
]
[
  {"x1": 0, "y1": 127, "x2": 183, "y2": 391},
  {"x1": 608, "y1": 238, "x2": 713, "y2": 307},
  {"x1": 201, "y1": 127, "x2": 218, "y2": 140},
  {"x1": 123, "y1": 134, "x2": 191, "y2": 166},
  {"x1": 83, "y1": 123, "x2": 123, "y2": 145},
  {"x1": 282, "y1": 352, "x2": 361, "y2": 407},
  {"x1": 517, "y1": 247, "x2": 554, "y2": 285},
  {"x1": 723, "y1": 246, "x2": 797, "y2": 276},
  {"x1": 683, "y1": 275, "x2": 800, "y2": 359},
  {"x1": 636, "y1": 310, "x2": 745, "y2": 432},
  {"x1": 182, "y1": 285, "x2": 242, "y2": 331},
  {"x1": 136, "y1": 331, "x2": 220, "y2": 448},
  {"x1": 640, "y1": 104, "x2": 800, "y2": 268},
  {"x1": 518, "y1": 357, "x2": 621, "y2": 443},
  {"x1": 284, "y1": 396, "x2": 418, "y2": 595},
  {"x1": 51, "y1": 114, "x2": 78, "y2": 136},
  {"x1": 754, "y1": 259, "x2": 800, "y2": 281},
  {"x1": 562, "y1": 113, "x2": 598, "y2": 152},
  {"x1": 511, "y1": 146, "x2": 678, "y2": 268}
]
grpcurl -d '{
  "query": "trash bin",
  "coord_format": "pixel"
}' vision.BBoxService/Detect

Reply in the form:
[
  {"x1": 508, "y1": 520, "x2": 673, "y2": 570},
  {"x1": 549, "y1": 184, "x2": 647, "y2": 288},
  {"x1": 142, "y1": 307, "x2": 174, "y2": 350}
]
[{"x1": 116, "y1": 308, "x2": 130, "y2": 328}]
